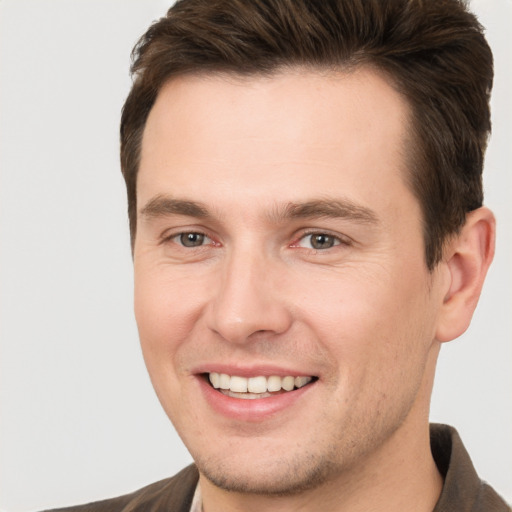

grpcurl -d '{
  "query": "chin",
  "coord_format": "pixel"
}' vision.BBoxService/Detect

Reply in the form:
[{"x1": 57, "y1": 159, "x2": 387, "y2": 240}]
[{"x1": 196, "y1": 450, "x2": 341, "y2": 496}]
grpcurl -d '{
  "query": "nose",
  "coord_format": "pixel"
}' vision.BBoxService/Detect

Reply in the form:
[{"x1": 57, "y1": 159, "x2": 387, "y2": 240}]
[{"x1": 206, "y1": 249, "x2": 292, "y2": 344}]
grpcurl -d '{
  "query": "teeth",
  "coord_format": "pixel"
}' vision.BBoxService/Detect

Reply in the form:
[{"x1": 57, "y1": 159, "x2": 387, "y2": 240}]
[
  {"x1": 219, "y1": 373, "x2": 230, "y2": 389},
  {"x1": 229, "y1": 375, "x2": 248, "y2": 393},
  {"x1": 295, "y1": 376, "x2": 311, "y2": 388},
  {"x1": 208, "y1": 373, "x2": 313, "y2": 395},
  {"x1": 209, "y1": 372, "x2": 220, "y2": 388},
  {"x1": 282, "y1": 376, "x2": 295, "y2": 391},
  {"x1": 267, "y1": 375, "x2": 282, "y2": 392},
  {"x1": 248, "y1": 376, "x2": 267, "y2": 393}
]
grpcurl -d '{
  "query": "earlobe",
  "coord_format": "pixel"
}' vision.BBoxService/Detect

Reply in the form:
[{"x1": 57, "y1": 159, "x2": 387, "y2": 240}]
[{"x1": 435, "y1": 207, "x2": 495, "y2": 343}]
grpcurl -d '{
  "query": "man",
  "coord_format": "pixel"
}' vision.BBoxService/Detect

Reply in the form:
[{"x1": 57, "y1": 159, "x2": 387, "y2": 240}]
[{"x1": 48, "y1": 0, "x2": 509, "y2": 510}]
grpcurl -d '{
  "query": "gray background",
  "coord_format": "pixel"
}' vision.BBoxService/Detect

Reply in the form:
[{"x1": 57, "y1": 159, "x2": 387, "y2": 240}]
[{"x1": 1, "y1": 1, "x2": 510, "y2": 510}]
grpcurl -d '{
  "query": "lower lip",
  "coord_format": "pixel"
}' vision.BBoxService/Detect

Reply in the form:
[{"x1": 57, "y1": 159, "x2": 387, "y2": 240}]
[{"x1": 198, "y1": 376, "x2": 315, "y2": 422}]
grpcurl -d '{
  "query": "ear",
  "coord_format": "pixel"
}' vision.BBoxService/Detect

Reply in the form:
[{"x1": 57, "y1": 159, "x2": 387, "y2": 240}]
[{"x1": 436, "y1": 207, "x2": 495, "y2": 343}]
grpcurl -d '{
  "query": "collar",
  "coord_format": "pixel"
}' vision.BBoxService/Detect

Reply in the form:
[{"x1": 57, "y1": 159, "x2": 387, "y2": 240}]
[{"x1": 431, "y1": 423, "x2": 509, "y2": 511}]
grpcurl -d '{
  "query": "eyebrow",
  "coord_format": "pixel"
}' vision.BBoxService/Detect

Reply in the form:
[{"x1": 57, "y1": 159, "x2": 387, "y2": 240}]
[
  {"x1": 140, "y1": 195, "x2": 209, "y2": 219},
  {"x1": 275, "y1": 199, "x2": 378, "y2": 225},
  {"x1": 139, "y1": 195, "x2": 378, "y2": 225}
]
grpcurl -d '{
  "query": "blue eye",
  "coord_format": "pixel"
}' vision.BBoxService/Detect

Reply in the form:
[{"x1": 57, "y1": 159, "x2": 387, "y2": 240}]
[{"x1": 299, "y1": 233, "x2": 340, "y2": 250}]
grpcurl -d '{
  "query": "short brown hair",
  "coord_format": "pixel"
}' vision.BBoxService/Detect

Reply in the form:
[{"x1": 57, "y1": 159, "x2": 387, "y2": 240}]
[{"x1": 120, "y1": 0, "x2": 493, "y2": 269}]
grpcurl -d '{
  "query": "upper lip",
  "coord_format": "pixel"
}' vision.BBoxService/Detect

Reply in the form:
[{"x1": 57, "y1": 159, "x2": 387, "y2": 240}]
[{"x1": 192, "y1": 364, "x2": 316, "y2": 378}]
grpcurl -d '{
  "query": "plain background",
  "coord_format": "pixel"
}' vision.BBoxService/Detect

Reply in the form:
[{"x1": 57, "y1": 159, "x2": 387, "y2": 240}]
[{"x1": 0, "y1": 1, "x2": 510, "y2": 510}]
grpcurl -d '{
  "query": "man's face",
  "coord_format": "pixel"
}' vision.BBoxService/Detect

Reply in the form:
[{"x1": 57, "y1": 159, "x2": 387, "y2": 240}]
[{"x1": 134, "y1": 68, "x2": 446, "y2": 494}]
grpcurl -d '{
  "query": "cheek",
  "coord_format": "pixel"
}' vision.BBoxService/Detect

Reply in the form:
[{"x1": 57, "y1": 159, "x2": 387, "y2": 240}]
[
  {"x1": 292, "y1": 263, "x2": 435, "y2": 379},
  {"x1": 134, "y1": 266, "x2": 208, "y2": 369},
  {"x1": 133, "y1": 268, "x2": 210, "y2": 422}
]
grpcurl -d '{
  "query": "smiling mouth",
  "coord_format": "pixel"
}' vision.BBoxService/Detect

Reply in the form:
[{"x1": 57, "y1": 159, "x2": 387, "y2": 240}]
[{"x1": 206, "y1": 372, "x2": 317, "y2": 399}]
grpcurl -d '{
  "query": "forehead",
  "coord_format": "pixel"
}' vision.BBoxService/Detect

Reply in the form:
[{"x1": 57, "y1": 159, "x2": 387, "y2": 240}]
[{"x1": 138, "y1": 67, "x2": 413, "y2": 215}]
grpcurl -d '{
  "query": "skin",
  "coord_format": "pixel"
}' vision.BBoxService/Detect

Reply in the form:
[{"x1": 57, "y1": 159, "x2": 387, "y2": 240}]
[{"x1": 133, "y1": 68, "x2": 495, "y2": 512}]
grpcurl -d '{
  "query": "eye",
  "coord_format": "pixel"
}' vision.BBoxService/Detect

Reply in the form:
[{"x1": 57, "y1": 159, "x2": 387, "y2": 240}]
[
  {"x1": 298, "y1": 233, "x2": 341, "y2": 250},
  {"x1": 173, "y1": 232, "x2": 212, "y2": 247}
]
